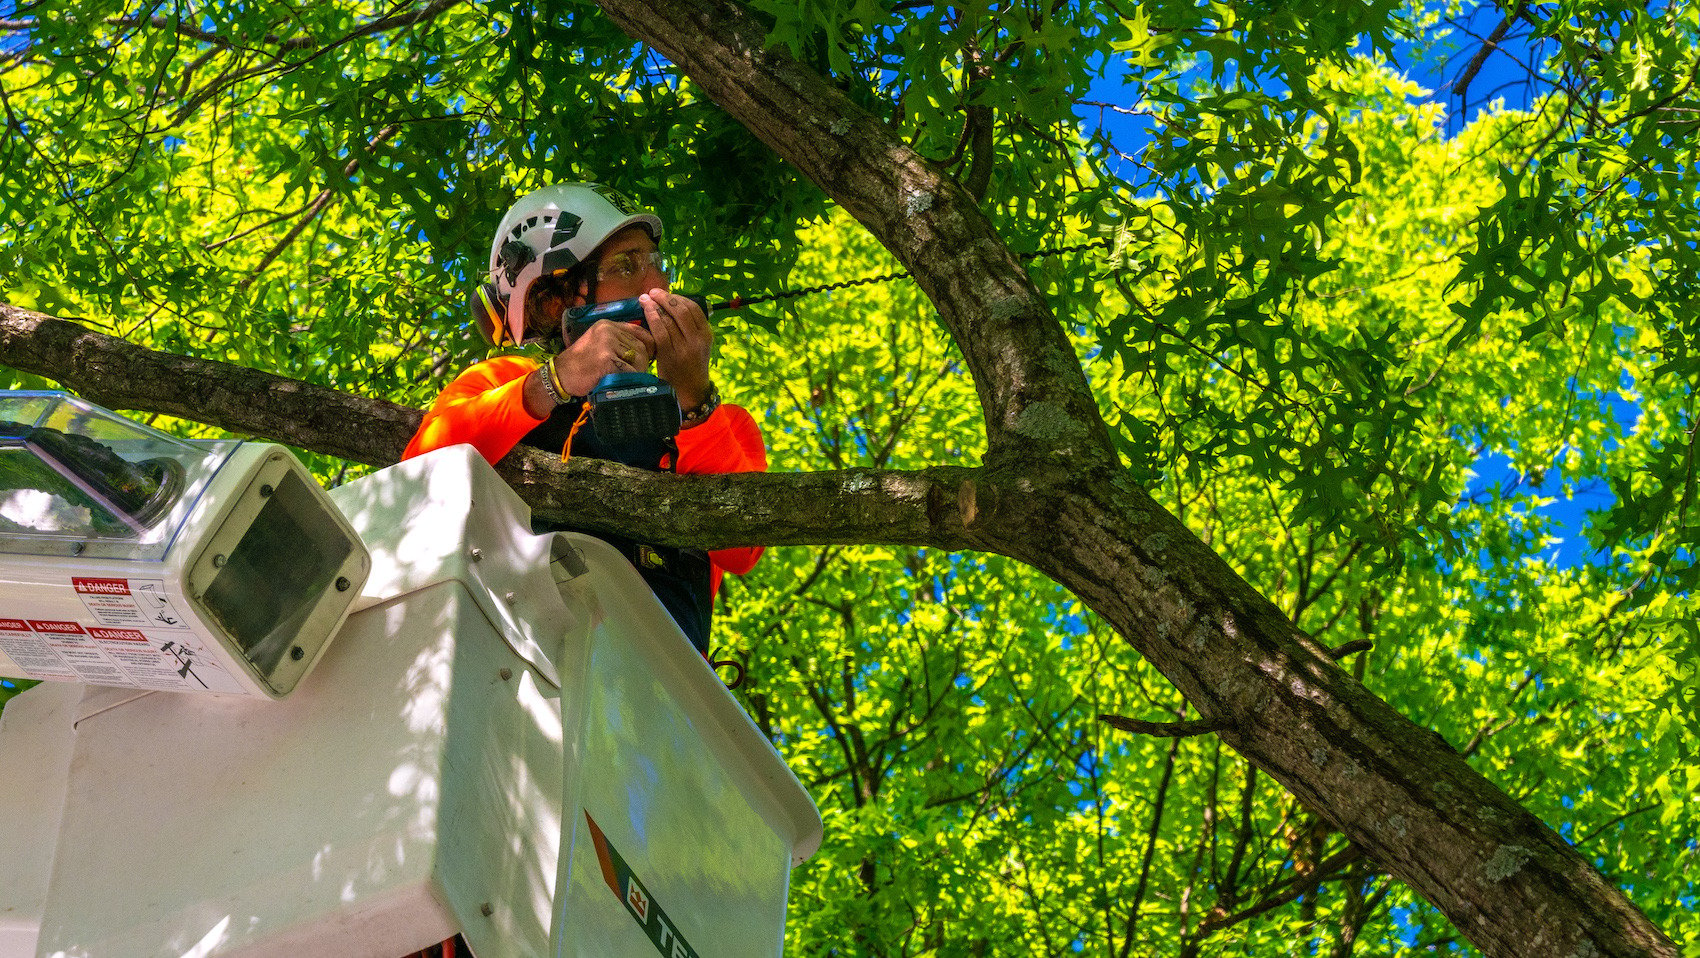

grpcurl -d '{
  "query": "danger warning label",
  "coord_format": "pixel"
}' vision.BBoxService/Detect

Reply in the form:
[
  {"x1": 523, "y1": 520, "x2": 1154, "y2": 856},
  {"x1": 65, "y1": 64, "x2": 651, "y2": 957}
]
[
  {"x1": 68, "y1": 576, "x2": 189, "y2": 629},
  {"x1": 0, "y1": 578, "x2": 244, "y2": 694}
]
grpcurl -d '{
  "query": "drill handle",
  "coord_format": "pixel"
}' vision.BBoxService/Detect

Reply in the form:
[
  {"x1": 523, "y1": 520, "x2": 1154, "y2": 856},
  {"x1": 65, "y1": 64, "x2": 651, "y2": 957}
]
[{"x1": 560, "y1": 294, "x2": 712, "y2": 341}]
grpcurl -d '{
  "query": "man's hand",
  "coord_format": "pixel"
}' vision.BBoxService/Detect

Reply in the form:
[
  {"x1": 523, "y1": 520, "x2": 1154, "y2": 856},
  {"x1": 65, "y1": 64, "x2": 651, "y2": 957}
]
[
  {"x1": 641, "y1": 289, "x2": 713, "y2": 410},
  {"x1": 550, "y1": 319, "x2": 656, "y2": 397}
]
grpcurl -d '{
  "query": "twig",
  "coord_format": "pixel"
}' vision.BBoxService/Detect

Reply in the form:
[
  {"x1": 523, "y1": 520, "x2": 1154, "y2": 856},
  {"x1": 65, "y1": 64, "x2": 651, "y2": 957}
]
[
  {"x1": 1576, "y1": 803, "x2": 1661, "y2": 848},
  {"x1": 1098, "y1": 714, "x2": 1222, "y2": 737},
  {"x1": 237, "y1": 124, "x2": 400, "y2": 289},
  {"x1": 1452, "y1": 2, "x2": 1527, "y2": 99},
  {"x1": 1328, "y1": 639, "x2": 1373, "y2": 660}
]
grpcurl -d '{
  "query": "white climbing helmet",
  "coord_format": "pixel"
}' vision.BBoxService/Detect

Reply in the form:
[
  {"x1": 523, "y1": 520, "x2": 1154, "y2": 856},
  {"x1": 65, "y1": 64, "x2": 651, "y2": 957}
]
[{"x1": 470, "y1": 183, "x2": 664, "y2": 346}]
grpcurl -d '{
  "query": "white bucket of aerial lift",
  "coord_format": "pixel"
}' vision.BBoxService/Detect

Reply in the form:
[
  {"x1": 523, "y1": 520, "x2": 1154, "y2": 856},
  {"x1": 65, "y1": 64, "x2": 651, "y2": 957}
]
[
  {"x1": 0, "y1": 391, "x2": 370, "y2": 699},
  {"x1": 0, "y1": 442, "x2": 821, "y2": 958}
]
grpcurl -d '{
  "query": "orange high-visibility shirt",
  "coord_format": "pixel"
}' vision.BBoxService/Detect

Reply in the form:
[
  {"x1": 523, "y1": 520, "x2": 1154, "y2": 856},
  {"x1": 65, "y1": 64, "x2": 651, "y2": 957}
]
[{"x1": 404, "y1": 356, "x2": 766, "y2": 589}]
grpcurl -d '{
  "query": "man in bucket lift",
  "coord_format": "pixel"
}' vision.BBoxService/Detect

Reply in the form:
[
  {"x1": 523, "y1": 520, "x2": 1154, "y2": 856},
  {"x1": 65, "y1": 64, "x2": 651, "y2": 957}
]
[{"x1": 404, "y1": 183, "x2": 765, "y2": 654}]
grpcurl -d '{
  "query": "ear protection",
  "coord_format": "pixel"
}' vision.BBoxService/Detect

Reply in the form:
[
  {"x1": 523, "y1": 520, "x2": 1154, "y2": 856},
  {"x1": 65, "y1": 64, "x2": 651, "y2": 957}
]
[
  {"x1": 469, "y1": 283, "x2": 509, "y2": 345},
  {"x1": 471, "y1": 240, "x2": 538, "y2": 346}
]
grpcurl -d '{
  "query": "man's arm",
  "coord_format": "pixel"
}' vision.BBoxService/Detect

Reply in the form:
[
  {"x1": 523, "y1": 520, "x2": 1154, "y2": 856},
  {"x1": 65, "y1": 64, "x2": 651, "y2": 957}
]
[{"x1": 404, "y1": 356, "x2": 548, "y2": 464}]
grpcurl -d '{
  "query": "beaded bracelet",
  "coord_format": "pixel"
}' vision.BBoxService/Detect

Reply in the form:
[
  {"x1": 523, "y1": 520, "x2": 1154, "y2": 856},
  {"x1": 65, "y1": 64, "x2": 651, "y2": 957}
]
[{"x1": 680, "y1": 383, "x2": 721, "y2": 429}]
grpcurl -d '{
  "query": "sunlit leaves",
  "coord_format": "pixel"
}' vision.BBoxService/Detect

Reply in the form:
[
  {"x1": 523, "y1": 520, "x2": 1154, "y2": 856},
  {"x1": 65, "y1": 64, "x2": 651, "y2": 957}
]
[{"x1": 4, "y1": 0, "x2": 1700, "y2": 953}]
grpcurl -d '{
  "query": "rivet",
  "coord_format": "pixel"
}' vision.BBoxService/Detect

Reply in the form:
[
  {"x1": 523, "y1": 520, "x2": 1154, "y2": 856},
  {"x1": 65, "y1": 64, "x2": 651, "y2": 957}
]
[
  {"x1": 212, "y1": 554, "x2": 226, "y2": 568},
  {"x1": 499, "y1": 668, "x2": 513, "y2": 681},
  {"x1": 480, "y1": 902, "x2": 494, "y2": 917},
  {"x1": 335, "y1": 576, "x2": 350, "y2": 591},
  {"x1": 259, "y1": 484, "x2": 274, "y2": 498},
  {"x1": 290, "y1": 646, "x2": 305, "y2": 662},
  {"x1": 504, "y1": 592, "x2": 516, "y2": 604},
  {"x1": 470, "y1": 548, "x2": 483, "y2": 562}
]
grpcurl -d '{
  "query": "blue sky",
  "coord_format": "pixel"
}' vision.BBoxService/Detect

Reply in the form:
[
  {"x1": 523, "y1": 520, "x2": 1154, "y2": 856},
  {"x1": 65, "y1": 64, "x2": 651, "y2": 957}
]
[{"x1": 1075, "y1": 9, "x2": 1635, "y2": 570}]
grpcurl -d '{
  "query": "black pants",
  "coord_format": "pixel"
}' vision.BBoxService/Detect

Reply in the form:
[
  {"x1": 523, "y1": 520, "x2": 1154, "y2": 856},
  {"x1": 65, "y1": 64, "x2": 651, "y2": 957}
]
[
  {"x1": 524, "y1": 406, "x2": 712, "y2": 654},
  {"x1": 536, "y1": 523, "x2": 712, "y2": 654}
]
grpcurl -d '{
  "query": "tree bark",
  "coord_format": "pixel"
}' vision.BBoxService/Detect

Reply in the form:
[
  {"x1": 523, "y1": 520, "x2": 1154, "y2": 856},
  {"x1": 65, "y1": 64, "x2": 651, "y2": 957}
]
[
  {"x1": 583, "y1": 1, "x2": 1674, "y2": 955},
  {"x1": 0, "y1": 303, "x2": 420, "y2": 466}
]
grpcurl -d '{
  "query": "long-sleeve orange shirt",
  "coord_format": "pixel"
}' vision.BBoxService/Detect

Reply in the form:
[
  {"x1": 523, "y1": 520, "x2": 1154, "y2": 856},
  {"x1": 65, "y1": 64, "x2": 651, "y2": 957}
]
[{"x1": 404, "y1": 355, "x2": 766, "y2": 590}]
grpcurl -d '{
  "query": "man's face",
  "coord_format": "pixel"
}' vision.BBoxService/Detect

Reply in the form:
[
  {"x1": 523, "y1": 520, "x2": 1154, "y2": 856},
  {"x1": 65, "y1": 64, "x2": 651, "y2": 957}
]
[
  {"x1": 590, "y1": 225, "x2": 669, "y2": 304},
  {"x1": 521, "y1": 224, "x2": 667, "y2": 340}
]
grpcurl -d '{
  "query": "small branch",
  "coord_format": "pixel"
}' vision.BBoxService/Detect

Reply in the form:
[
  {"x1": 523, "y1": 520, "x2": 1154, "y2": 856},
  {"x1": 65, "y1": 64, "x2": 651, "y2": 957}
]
[
  {"x1": 1576, "y1": 804, "x2": 1661, "y2": 849},
  {"x1": 203, "y1": 203, "x2": 315, "y2": 251},
  {"x1": 1119, "y1": 729, "x2": 1185, "y2": 956},
  {"x1": 1097, "y1": 714, "x2": 1222, "y2": 737},
  {"x1": 110, "y1": 0, "x2": 466, "y2": 53},
  {"x1": 164, "y1": 0, "x2": 466, "y2": 125},
  {"x1": 950, "y1": 32, "x2": 995, "y2": 202},
  {"x1": 1452, "y1": 2, "x2": 1526, "y2": 99},
  {"x1": 237, "y1": 124, "x2": 400, "y2": 289},
  {"x1": 1197, "y1": 845, "x2": 1369, "y2": 935},
  {"x1": 1328, "y1": 639, "x2": 1373, "y2": 660},
  {"x1": 1074, "y1": 99, "x2": 1160, "y2": 118}
]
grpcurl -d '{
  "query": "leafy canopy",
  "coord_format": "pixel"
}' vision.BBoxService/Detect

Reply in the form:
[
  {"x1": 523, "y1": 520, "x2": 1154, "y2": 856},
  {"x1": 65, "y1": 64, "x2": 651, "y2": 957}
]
[{"x1": 2, "y1": 0, "x2": 1698, "y2": 953}]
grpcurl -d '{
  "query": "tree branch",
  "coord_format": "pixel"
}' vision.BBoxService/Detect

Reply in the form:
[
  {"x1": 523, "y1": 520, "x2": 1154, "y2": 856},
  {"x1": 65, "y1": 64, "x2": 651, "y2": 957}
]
[
  {"x1": 1097, "y1": 714, "x2": 1222, "y2": 738},
  {"x1": 1452, "y1": 2, "x2": 1526, "y2": 100},
  {"x1": 238, "y1": 124, "x2": 401, "y2": 289},
  {"x1": 1327, "y1": 639, "x2": 1373, "y2": 660},
  {"x1": 109, "y1": 0, "x2": 467, "y2": 53},
  {"x1": 0, "y1": 302, "x2": 419, "y2": 465},
  {"x1": 0, "y1": 301, "x2": 994, "y2": 552},
  {"x1": 584, "y1": 3, "x2": 1681, "y2": 955},
  {"x1": 154, "y1": 0, "x2": 465, "y2": 124},
  {"x1": 1197, "y1": 845, "x2": 1368, "y2": 935}
]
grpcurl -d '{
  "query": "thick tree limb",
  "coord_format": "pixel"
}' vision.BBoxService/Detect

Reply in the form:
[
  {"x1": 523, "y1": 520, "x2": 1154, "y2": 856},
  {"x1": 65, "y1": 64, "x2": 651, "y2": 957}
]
[
  {"x1": 0, "y1": 302, "x2": 988, "y2": 551},
  {"x1": 0, "y1": 303, "x2": 419, "y2": 465},
  {"x1": 587, "y1": 1, "x2": 1676, "y2": 955}
]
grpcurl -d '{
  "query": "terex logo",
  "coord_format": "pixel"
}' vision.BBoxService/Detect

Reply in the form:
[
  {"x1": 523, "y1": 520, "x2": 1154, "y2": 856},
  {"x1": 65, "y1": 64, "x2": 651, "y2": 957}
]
[
  {"x1": 583, "y1": 813, "x2": 700, "y2": 958},
  {"x1": 74, "y1": 577, "x2": 131, "y2": 596},
  {"x1": 90, "y1": 627, "x2": 147, "y2": 642},
  {"x1": 29, "y1": 620, "x2": 86, "y2": 636}
]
